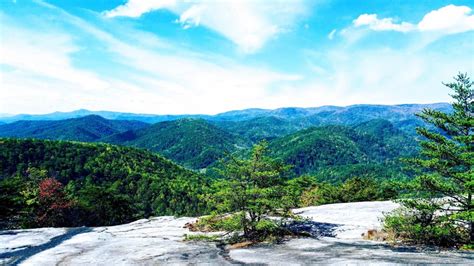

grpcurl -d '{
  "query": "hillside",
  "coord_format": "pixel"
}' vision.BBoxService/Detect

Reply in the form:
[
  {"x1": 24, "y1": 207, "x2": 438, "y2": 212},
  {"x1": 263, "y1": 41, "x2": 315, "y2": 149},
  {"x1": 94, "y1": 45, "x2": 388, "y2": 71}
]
[
  {"x1": 102, "y1": 118, "x2": 248, "y2": 169},
  {"x1": 213, "y1": 116, "x2": 306, "y2": 142},
  {"x1": 268, "y1": 120, "x2": 417, "y2": 180},
  {"x1": 0, "y1": 115, "x2": 148, "y2": 142},
  {"x1": 0, "y1": 138, "x2": 210, "y2": 228}
]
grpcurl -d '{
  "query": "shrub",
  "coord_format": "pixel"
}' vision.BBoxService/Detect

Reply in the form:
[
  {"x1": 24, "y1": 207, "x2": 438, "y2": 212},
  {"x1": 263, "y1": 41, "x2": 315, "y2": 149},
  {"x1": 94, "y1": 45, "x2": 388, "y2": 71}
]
[
  {"x1": 282, "y1": 175, "x2": 318, "y2": 209},
  {"x1": 194, "y1": 213, "x2": 243, "y2": 232},
  {"x1": 299, "y1": 184, "x2": 336, "y2": 206},
  {"x1": 383, "y1": 207, "x2": 469, "y2": 247},
  {"x1": 36, "y1": 178, "x2": 75, "y2": 227},
  {"x1": 299, "y1": 177, "x2": 393, "y2": 207},
  {"x1": 191, "y1": 213, "x2": 290, "y2": 243}
]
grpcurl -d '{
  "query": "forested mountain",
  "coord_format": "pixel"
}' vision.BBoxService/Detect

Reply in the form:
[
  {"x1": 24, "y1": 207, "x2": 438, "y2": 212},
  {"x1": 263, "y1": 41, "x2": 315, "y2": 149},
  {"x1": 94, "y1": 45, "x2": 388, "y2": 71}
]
[
  {"x1": 301, "y1": 103, "x2": 451, "y2": 124},
  {"x1": 268, "y1": 119, "x2": 417, "y2": 180},
  {"x1": 0, "y1": 118, "x2": 421, "y2": 228},
  {"x1": 212, "y1": 116, "x2": 306, "y2": 142},
  {"x1": 0, "y1": 115, "x2": 148, "y2": 142},
  {"x1": 209, "y1": 103, "x2": 448, "y2": 141},
  {"x1": 0, "y1": 113, "x2": 418, "y2": 175},
  {"x1": 102, "y1": 119, "x2": 248, "y2": 169},
  {"x1": 0, "y1": 138, "x2": 211, "y2": 228}
]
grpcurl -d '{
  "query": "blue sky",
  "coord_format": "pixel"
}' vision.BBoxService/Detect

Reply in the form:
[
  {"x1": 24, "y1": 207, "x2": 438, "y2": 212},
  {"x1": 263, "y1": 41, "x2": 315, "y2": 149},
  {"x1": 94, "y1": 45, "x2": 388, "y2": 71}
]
[{"x1": 0, "y1": 0, "x2": 473, "y2": 115}]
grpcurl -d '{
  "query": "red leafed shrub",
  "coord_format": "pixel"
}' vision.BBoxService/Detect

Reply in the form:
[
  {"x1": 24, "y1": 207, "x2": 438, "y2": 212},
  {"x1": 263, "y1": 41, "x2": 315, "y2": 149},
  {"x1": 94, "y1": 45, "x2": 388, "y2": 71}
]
[
  {"x1": 36, "y1": 178, "x2": 75, "y2": 227},
  {"x1": 39, "y1": 178, "x2": 64, "y2": 199}
]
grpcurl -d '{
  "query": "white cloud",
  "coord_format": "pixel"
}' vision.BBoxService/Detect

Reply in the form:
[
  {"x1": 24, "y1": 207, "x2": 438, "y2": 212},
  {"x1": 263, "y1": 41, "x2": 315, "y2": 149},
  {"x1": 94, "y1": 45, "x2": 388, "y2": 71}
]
[
  {"x1": 328, "y1": 29, "x2": 337, "y2": 40},
  {"x1": 0, "y1": 25, "x2": 109, "y2": 92},
  {"x1": 104, "y1": 0, "x2": 309, "y2": 53},
  {"x1": 1, "y1": 1, "x2": 472, "y2": 116},
  {"x1": 102, "y1": 0, "x2": 175, "y2": 18},
  {"x1": 418, "y1": 4, "x2": 474, "y2": 34},
  {"x1": 353, "y1": 14, "x2": 414, "y2": 32},
  {"x1": 0, "y1": 5, "x2": 302, "y2": 115},
  {"x1": 302, "y1": 47, "x2": 473, "y2": 106},
  {"x1": 352, "y1": 5, "x2": 474, "y2": 35}
]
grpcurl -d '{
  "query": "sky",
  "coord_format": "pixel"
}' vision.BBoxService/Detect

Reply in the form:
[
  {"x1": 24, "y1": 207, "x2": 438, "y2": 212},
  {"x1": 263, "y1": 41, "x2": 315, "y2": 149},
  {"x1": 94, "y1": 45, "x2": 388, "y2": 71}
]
[{"x1": 0, "y1": 0, "x2": 473, "y2": 115}]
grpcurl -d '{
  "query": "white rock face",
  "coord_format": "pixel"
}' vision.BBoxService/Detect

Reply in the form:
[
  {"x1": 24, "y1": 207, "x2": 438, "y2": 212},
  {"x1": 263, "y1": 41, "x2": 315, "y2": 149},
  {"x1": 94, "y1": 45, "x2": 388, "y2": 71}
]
[
  {"x1": 1, "y1": 201, "x2": 472, "y2": 265},
  {"x1": 0, "y1": 216, "x2": 228, "y2": 265},
  {"x1": 230, "y1": 201, "x2": 474, "y2": 264},
  {"x1": 293, "y1": 200, "x2": 400, "y2": 239}
]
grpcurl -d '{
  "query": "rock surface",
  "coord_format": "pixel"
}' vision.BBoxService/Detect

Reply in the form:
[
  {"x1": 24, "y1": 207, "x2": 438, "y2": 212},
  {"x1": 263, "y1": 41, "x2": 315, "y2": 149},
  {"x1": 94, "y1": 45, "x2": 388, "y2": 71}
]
[{"x1": 1, "y1": 201, "x2": 473, "y2": 265}]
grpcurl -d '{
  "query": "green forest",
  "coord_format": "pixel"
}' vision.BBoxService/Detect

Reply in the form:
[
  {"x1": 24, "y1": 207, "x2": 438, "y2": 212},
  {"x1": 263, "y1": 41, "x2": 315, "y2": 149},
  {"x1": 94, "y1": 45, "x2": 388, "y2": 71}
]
[
  {"x1": 0, "y1": 138, "x2": 395, "y2": 229},
  {"x1": 0, "y1": 139, "x2": 211, "y2": 228}
]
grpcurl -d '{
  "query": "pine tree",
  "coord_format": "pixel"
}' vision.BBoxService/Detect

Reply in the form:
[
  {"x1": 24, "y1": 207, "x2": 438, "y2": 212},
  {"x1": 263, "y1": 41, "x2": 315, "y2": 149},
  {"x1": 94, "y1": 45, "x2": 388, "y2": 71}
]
[
  {"x1": 215, "y1": 141, "x2": 289, "y2": 238},
  {"x1": 404, "y1": 73, "x2": 473, "y2": 243}
]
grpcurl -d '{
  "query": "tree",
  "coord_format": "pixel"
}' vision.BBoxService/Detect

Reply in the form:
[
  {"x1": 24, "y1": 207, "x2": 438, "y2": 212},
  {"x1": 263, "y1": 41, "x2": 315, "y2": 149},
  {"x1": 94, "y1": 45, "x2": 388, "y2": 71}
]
[
  {"x1": 395, "y1": 73, "x2": 473, "y2": 245},
  {"x1": 215, "y1": 141, "x2": 289, "y2": 239},
  {"x1": 36, "y1": 178, "x2": 74, "y2": 227}
]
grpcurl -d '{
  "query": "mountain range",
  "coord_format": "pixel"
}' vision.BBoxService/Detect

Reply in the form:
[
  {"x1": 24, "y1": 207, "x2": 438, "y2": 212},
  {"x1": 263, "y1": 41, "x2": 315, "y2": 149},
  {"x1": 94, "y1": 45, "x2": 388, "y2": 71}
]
[
  {"x1": 0, "y1": 103, "x2": 451, "y2": 124},
  {"x1": 0, "y1": 103, "x2": 435, "y2": 178},
  {"x1": 1, "y1": 101, "x2": 446, "y2": 232},
  {"x1": 0, "y1": 103, "x2": 451, "y2": 180}
]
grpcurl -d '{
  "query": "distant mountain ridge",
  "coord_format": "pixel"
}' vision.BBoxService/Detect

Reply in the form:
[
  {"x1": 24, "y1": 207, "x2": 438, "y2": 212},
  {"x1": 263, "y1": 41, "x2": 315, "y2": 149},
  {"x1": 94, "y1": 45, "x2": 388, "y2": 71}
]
[
  {"x1": 0, "y1": 115, "x2": 148, "y2": 142},
  {"x1": 0, "y1": 109, "x2": 209, "y2": 124},
  {"x1": 0, "y1": 103, "x2": 451, "y2": 124}
]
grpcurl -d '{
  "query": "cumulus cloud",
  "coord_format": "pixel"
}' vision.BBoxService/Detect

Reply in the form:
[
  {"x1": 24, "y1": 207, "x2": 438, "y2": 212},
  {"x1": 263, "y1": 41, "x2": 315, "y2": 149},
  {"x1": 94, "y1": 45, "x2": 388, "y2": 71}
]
[
  {"x1": 104, "y1": 0, "x2": 308, "y2": 53},
  {"x1": 418, "y1": 4, "x2": 474, "y2": 34},
  {"x1": 352, "y1": 5, "x2": 474, "y2": 35},
  {"x1": 353, "y1": 14, "x2": 414, "y2": 32}
]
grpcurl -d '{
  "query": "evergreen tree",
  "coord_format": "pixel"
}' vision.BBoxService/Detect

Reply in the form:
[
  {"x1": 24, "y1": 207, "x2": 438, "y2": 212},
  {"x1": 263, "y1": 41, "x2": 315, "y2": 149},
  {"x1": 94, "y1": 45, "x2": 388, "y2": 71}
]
[
  {"x1": 215, "y1": 141, "x2": 289, "y2": 238},
  {"x1": 402, "y1": 73, "x2": 473, "y2": 244}
]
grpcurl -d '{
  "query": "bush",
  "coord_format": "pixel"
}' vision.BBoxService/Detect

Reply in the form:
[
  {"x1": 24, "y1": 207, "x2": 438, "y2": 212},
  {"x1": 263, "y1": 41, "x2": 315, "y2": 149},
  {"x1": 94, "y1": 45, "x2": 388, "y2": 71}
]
[
  {"x1": 300, "y1": 184, "x2": 337, "y2": 206},
  {"x1": 383, "y1": 207, "x2": 469, "y2": 247},
  {"x1": 194, "y1": 213, "x2": 243, "y2": 232},
  {"x1": 191, "y1": 213, "x2": 291, "y2": 243},
  {"x1": 281, "y1": 175, "x2": 318, "y2": 209},
  {"x1": 36, "y1": 178, "x2": 75, "y2": 227},
  {"x1": 299, "y1": 177, "x2": 395, "y2": 207}
]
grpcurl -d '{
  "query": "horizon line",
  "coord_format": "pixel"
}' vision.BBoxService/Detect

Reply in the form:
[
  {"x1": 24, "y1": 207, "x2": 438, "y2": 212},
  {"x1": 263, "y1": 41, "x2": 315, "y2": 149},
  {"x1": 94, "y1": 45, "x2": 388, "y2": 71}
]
[{"x1": 0, "y1": 102, "x2": 452, "y2": 118}]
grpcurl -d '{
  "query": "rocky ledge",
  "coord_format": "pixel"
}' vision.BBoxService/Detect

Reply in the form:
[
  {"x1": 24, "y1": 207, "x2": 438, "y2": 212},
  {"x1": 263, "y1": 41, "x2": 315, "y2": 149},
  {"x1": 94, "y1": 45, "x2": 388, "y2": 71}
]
[{"x1": 1, "y1": 201, "x2": 473, "y2": 265}]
